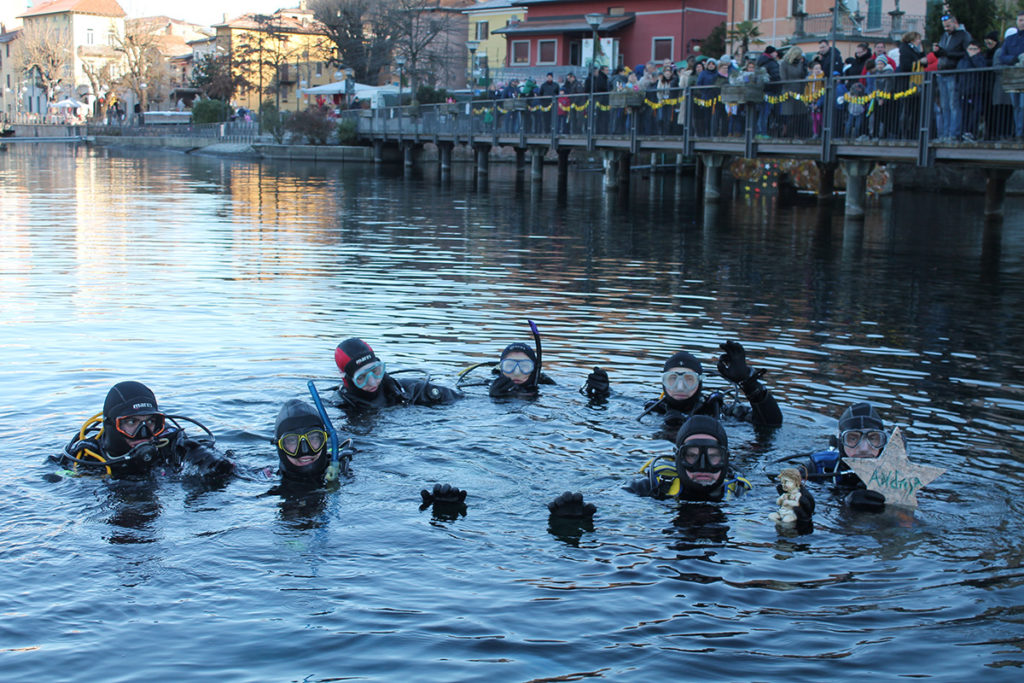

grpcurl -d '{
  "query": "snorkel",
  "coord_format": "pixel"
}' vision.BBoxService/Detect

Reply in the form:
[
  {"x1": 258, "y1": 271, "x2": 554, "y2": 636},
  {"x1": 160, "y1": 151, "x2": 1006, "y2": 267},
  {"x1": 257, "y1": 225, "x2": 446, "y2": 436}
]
[
  {"x1": 307, "y1": 380, "x2": 348, "y2": 480},
  {"x1": 528, "y1": 319, "x2": 542, "y2": 386}
]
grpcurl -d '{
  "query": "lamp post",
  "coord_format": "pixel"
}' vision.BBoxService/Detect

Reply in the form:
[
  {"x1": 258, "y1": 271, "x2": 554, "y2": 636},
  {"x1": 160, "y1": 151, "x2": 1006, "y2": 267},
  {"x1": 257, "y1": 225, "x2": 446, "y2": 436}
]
[
  {"x1": 465, "y1": 40, "x2": 479, "y2": 90},
  {"x1": 584, "y1": 13, "x2": 602, "y2": 138},
  {"x1": 395, "y1": 54, "x2": 406, "y2": 109}
]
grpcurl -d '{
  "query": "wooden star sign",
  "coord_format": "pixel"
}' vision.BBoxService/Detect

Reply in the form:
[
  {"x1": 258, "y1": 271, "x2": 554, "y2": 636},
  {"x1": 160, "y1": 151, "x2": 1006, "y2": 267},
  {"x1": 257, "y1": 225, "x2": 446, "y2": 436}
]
[{"x1": 842, "y1": 427, "x2": 945, "y2": 508}]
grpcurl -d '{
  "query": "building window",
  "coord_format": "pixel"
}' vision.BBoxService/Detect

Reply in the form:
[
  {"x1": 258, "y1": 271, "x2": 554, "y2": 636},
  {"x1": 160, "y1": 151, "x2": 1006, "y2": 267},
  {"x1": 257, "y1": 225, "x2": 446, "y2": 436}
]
[
  {"x1": 747, "y1": 0, "x2": 760, "y2": 20},
  {"x1": 791, "y1": 0, "x2": 803, "y2": 15},
  {"x1": 538, "y1": 39, "x2": 556, "y2": 65},
  {"x1": 653, "y1": 37, "x2": 673, "y2": 62},
  {"x1": 316, "y1": 63, "x2": 322, "y2": 77},
  {"x1": 608, "y1": 7, "x2": 625, "y2": 16},
  {"x1": 511, "y1": 40, "x2": 529, "y2": 65},
  {"x1": 108, "y1": 31, "x2": 116, "y2": 45},
  {"x1": 866, "y1": 0, "x2": 882, "y2": 29},
  {"x1": 86, "y1": 28, "x2": 94, "y2": 44},
  {"x1": 475, "y1": 21, "x2": 489, "y2": 40}
]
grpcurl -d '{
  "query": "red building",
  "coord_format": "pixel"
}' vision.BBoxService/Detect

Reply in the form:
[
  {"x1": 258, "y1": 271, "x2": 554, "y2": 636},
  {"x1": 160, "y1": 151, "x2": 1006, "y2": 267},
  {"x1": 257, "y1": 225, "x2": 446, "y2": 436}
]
[{"x1": 494, "y1": 0, "x2": 727, "y2": 81}]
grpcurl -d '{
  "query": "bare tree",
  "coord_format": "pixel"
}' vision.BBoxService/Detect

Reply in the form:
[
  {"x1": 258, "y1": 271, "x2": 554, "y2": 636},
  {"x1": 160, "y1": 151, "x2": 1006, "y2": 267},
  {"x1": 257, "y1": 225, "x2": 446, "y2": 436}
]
[
  {"x1": 81, "y1": 59, "x2": 115, "y2": 119},
  {"x1": 311, "y1": 0, "x2": 401, "y2": 85},
  {"x1": 312, "y1": 0, "x2": 465, "y2": 94},
  {"x1": 391, "y1": 0, "x2": 463, "y2": 94},
  {"x1": 15, "y1": 23, "x2": 73, "y2": 102},
  {"x1": 112, "y1": 26, "x2": 170, "y2": 111}
]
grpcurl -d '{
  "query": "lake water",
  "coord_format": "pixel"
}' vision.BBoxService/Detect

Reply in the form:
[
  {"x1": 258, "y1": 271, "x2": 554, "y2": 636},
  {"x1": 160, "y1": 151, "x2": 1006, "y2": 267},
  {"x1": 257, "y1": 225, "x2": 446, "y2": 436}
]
[{"x1": 2, "y1": 143, "x2": 1023, "y2": 680}]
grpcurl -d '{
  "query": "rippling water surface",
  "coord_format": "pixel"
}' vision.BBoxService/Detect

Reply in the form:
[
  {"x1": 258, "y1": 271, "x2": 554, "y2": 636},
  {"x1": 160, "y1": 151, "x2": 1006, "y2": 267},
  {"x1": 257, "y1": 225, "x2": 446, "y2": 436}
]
[{"x1": 1, "y1": 144, "x2": 1022, "y2": 680}]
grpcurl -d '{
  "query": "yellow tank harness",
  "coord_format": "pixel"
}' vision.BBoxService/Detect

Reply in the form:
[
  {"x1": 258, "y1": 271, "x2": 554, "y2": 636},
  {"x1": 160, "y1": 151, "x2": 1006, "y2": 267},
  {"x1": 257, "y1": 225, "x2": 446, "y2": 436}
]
[
  {"x1": 62, "y1": 413, "x2": 171, "y2": 477},
  {"x1": 637, "y1": 454, "x2": 752, "y2": 498}
]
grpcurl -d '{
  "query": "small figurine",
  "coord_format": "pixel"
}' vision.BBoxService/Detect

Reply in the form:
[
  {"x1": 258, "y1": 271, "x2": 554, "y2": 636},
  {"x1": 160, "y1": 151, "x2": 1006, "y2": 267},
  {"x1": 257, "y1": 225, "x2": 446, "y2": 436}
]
[{"x1": 769, "y1": 468, "x2": 803, "y2": 525}]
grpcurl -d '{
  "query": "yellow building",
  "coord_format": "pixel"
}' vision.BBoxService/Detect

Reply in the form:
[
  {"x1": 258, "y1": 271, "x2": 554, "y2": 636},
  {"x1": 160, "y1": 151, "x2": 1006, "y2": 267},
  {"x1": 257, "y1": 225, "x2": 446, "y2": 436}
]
[
  {"x1": 462, "y1": 0, "x2": 525, "y2": 87},
  {"x1": 214, "y1": 3, "x2": 334, "y2": 112}
]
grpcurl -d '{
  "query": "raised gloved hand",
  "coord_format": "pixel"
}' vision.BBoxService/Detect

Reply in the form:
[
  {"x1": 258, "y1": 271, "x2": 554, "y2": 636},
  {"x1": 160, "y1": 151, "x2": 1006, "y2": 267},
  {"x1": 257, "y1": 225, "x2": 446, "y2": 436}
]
[
  {"x1": 547, "y1": 491, "x2": 596, "y2": 519},
  {"x1": 777, "y1": 482, "x2": 816, "y2": 522},
  {"x1": 846, "y1": 488, "x2": 885, "y2": 513},
  {"x1": 583, "y1": 367, "x2": 610, "y2": 400},
  {"x1": 717, "y1": 340, "x2": 754, "y2": 384},
  {"x1": 420, "y1": 483, "x2": 467, "y2": 507}
]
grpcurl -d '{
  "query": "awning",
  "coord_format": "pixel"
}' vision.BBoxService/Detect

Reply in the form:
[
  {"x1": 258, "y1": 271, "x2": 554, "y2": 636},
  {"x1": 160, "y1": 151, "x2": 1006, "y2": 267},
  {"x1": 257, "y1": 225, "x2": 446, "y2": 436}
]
[{"x1": 493, "y1": 15, "x2": 635, "y2": 36}]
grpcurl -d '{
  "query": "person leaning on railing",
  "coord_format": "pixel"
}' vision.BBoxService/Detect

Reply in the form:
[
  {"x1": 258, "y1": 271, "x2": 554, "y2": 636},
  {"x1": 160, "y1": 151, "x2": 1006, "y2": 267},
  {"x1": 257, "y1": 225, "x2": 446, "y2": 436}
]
[{"x1": 997, "y1": 11, "x2": 1024, "y2": 139}]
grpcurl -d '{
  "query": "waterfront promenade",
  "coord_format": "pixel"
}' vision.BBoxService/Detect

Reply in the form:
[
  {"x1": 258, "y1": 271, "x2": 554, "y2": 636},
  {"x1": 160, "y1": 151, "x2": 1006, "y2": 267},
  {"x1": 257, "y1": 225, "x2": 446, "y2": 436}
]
[{"x1": 349, "y1": 68, "x2": 1024, "y2": 217}]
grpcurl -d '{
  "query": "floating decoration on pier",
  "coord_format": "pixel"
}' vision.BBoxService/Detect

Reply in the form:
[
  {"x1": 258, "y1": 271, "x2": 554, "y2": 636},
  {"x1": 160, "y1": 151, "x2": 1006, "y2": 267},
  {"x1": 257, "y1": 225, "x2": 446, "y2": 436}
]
[{"x1": 842, "y1": 427, "x2": 945, "y2": 508}]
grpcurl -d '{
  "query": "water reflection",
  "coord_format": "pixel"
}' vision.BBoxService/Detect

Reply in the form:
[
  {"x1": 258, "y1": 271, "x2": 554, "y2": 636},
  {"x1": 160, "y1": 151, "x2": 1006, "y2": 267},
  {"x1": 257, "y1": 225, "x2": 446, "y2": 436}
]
[{"x1": 1, "y1": 144, "x2": 1023, "y2": 679}]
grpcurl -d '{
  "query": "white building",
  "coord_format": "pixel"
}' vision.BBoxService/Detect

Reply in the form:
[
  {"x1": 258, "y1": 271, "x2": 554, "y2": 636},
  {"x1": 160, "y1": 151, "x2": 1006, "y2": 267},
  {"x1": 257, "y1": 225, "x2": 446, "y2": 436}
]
[{"x1": 16, "y1": 0, "x2": 127, "y2": 115}]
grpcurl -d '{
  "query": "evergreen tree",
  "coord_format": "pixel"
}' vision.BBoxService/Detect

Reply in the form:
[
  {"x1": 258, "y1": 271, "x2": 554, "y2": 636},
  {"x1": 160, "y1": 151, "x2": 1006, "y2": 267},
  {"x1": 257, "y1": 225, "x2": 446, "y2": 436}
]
[{"x1": 926, "y1": 0, "x2": 998, "y2": 43}]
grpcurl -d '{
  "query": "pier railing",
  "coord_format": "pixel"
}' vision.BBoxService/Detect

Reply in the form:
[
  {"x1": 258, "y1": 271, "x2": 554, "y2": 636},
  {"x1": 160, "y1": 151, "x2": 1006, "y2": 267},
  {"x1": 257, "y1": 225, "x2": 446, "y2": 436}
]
[{"x1": 348, "y1": 66, "x2": 1024, "y2": 168}]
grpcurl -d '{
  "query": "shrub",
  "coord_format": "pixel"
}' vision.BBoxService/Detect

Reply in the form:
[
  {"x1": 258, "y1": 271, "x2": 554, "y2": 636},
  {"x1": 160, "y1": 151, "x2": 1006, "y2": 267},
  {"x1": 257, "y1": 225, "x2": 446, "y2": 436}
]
[
  {"x1": 415, "y1": 85, "x2": 451, "y2": 105},
  {"x1": 191, "y1": 98, "x2": 231, "y2": 124},
  {"x1": 261, "y1": 101, "x2": 287, "y2": 143},
  {"x1": 284, "y1": 106, "x2": 334, "y2": 145},
  {"x1": 336, "y1": 118, "x2": 357, "y2": 145}
]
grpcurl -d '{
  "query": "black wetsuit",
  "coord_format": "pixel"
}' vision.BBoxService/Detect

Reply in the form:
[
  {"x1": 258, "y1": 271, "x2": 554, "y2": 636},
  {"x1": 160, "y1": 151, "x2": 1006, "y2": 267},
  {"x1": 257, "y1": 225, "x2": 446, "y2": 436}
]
[
  {"x1": 59, "y1": 426, "x2": 234, "y2": 478},
  {"x1": 645, "y1": 374, "x2": 783, "y2": 441},
  {"x1": 487, "y1": 371, "x2": 555, "y2": 398},
  {"x1": 336, "y1": 374, "x2": 462, "y2": 414}
]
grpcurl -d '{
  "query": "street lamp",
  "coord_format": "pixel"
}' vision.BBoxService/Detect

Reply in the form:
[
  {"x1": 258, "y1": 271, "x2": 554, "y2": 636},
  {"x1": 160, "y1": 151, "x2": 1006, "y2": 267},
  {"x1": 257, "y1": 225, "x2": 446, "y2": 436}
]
[
  {"x1": 395, "y1": 54, "x2": 406, "y2": 108},
  {"x1": 585, "y1": 13, "x2": 602, "y2": 137},
  {"x1": 585, "y1": 13, "x2": 603, "y2": 71},
  {"x1": 465, "y1": 40, "x2": 479, "y2": 90}
]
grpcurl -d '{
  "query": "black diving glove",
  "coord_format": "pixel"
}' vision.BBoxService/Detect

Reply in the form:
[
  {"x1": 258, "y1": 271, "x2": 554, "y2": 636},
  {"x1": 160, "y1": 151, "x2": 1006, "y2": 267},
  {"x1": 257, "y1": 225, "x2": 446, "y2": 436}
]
[
  {"x1": 547, "y1": 491, "x2": 596, "y2": 519},
  {"x1": 778, "y1": 482, "x2": 816, "y2": 522},
  {"x1": 717, "y1": 340, "x2": 754, "y2": 384},
  {"x1": 420, "y1": 483, "x2": 467, "y2": 506},
  {"x1": 846, "y1": 488, "x2": 886, "y2": 513},
  {"x1": 583, "y1": 367, "x2": 610, "y2": 400}
]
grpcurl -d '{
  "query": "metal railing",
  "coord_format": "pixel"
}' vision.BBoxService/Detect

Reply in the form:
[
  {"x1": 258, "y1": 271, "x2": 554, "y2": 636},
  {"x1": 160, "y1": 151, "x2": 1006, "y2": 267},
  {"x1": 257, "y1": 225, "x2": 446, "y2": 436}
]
[
  {"x1": 85, "y1": 120, "x2": 259, "y2": 143},
  {"x1": 350, "y1": 65, "x2": 1024, "y2": 167}
]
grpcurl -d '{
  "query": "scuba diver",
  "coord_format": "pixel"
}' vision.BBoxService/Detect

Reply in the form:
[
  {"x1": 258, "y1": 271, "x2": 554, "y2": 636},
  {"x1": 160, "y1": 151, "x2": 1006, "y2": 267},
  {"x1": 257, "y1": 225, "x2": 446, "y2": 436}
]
[
  {"x1": 57, "y1": 381, "x2": 234, "y2": 478},
  {"x1": 456, "y1": 320, "x2": 568, "y2": 399},
  {"x1": 627, "y1": 415, "x2": 755, "y2": 501},
  {"x1": 803, "y1": 402, "x2": 890, "y2": 512},
  {"x1": 628, "y1": 415, "x2": 814, "y2": 523},
  {"x1": 271, "y1": 398, "x2": 352, "y2": 487},
  {"x1": 486, "y1": 341, "x2": 556, "y2": 398},
  {"x1": 639, "y1": 340, "x2": 783, "y2": 441},
  {"x1": 333, "y1": 338, "x2": 462, "y2": 415}
]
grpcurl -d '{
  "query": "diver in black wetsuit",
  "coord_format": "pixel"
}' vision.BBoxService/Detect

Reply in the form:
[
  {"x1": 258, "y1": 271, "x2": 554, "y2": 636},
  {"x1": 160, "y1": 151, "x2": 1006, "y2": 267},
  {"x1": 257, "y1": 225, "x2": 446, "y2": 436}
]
[
  {"x1": 627, "y1": 415, "x2": 814, "y2": 521},
  {"x1": 641, "y1": 341, "x2": 783, "y2": 441},
  {"x1": 487, "y1": 342, "x2": 556, "y2": 398},
  {"x1": 804, "y1": 402, "x2": 890, "y2": 512},
  {"x1": 626, "y1": 415, "x2": 753, "y2": 501},
  {"x1": 333, "y1": 338, "x2": 461, "y2": 415},
  {"x1": 57, "y1": 381, "x2": 234, "y2": 478},
  {"x1": 272, "y1": 399, "x2": 333, "y2": 484}
]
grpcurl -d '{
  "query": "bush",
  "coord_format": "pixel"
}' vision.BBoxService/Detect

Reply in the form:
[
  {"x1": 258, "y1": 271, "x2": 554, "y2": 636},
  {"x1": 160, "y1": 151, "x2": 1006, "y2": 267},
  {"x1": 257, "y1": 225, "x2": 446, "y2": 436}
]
[
  {"x1": 284, "y1": 106, "x2": 334, "y2": 145},
  {"x1": 336, "y1": 118, "x2": 357, "y2": 145},
  {"x1": 261, "y1": 101, "x2": 286, "y2": 143},
  {"x1": 191, "y1": 98, "x2": 232, "y2": 124},
  {"x1": 416, "y1": 85, "x2": 451, "y2": 104}
]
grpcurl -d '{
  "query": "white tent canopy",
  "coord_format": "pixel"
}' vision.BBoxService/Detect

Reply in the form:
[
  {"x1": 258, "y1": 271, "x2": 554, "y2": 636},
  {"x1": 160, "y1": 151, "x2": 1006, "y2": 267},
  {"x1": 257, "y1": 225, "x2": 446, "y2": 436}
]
[
  {"x1": 301, "y1": 81, "x2": 398, "y2": 98},
  {"x1": 51, "y1": 99, "x2": 87, "y2": 109}
]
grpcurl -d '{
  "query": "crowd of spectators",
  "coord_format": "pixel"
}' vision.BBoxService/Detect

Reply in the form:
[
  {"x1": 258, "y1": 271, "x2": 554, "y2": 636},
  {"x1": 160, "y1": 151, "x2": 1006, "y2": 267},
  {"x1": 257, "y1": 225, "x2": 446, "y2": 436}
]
[{"x1": 474, "y1": 9, "x2": 1024, "y2": 144}]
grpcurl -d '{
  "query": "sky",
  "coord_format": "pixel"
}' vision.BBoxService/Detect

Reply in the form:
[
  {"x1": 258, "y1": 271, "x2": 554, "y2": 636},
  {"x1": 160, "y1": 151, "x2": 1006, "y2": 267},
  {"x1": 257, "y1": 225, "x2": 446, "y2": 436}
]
[
  {"x1": 108, "y1": 1, "x2": 292, "y2": 27},
  {"x1": 3, "y1": 2, "x2": 293, "y2": 29}
]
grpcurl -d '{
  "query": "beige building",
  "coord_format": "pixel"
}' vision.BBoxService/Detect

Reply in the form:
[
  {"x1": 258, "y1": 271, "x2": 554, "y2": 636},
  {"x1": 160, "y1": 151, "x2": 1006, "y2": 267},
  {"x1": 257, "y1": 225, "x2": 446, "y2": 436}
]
[{"x1": 214, "y1": 3, "x2": 335, "y2": 112}]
